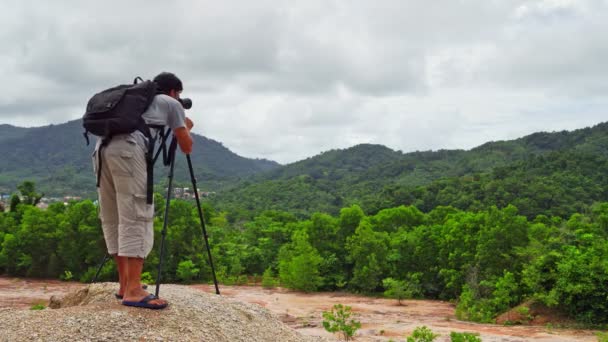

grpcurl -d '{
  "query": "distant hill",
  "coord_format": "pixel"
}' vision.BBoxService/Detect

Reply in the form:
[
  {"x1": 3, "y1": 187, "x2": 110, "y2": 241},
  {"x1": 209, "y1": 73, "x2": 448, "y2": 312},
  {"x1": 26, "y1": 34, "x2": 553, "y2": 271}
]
[
  {"x1": 0, "y1": 124, "x2": 28, "y2": 142},
  {"x1": 212, "y1": 122, "x2": 608, "y2": 219},
  {"x1": 0, "y1": 120, "x2": 280, "y2": 197},
  {"x1": 4, "y1": 119, "x2": 608, "y2": 220}
]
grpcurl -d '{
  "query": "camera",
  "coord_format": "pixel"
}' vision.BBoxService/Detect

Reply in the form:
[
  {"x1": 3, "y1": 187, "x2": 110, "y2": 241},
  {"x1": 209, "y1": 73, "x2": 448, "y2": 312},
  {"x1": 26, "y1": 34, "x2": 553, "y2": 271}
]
[{"x1": 178, "y1": 98, "x2": 192, "y2": 110}]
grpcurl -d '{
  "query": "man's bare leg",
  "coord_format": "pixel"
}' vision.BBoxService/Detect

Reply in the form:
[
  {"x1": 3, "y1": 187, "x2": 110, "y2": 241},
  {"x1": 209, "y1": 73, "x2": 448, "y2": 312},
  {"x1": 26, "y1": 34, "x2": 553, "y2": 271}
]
[
  {"x1": 122, "y1": 257, "x2": 167, "y2": 306},
  {"x1": 114, "y1": 255, "x2": 128, "y2": 297}
]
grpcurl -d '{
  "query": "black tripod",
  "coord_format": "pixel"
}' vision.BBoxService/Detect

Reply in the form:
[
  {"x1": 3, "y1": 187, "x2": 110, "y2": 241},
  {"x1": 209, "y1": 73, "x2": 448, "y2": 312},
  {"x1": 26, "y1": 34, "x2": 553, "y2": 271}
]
[
  {"x1": 92, "y1": 131, "x2": 220, "y2": 296},
  {"x1": 155, "y1": 137, "x2": 220, "y2": 296}
]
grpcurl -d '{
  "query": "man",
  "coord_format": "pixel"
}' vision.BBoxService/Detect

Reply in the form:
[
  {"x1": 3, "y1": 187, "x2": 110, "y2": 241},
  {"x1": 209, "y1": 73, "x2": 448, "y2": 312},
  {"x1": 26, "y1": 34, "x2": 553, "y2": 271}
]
[{"x1": 93, "y1": 72, "x2": 193, "y2": 309}]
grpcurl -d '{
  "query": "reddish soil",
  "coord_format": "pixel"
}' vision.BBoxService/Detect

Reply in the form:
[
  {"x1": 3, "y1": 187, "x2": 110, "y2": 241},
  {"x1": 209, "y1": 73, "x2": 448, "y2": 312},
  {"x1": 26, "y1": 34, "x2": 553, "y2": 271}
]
[
  {"x1": 0, "y1": 277, "x2": 600, "y2": 341},
  {"x1": 0, "y1": 276, "x2": 84, "y2": 309}
]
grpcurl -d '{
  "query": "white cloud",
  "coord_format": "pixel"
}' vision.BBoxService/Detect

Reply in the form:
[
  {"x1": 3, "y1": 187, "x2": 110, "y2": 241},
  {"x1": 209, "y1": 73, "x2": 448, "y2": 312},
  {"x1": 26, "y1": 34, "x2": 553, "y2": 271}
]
[{"x1": 1, "y1": 0, "x2": 607, "y2": 163}]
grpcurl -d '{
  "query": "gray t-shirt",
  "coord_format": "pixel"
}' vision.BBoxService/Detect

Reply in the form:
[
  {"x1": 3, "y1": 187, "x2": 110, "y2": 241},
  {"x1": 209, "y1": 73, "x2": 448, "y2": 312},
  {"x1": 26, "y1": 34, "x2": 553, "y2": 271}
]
[{"x1": 142, "y1": 94, "x2": 187, "y2": 131}]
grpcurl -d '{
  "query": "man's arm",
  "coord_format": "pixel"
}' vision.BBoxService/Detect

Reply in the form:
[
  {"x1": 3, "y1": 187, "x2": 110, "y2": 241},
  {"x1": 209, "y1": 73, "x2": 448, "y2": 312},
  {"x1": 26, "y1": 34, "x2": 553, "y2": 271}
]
[{"x1": 174, "y1": 117, "x2": 194, "y2": 154}]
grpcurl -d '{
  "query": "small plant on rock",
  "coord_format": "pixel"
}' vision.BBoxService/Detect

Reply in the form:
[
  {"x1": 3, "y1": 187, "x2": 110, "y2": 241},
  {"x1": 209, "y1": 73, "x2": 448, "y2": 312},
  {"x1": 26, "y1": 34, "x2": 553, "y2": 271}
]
[{"x1": 30, "y1": 303, "x2": 46, "y2": 310}]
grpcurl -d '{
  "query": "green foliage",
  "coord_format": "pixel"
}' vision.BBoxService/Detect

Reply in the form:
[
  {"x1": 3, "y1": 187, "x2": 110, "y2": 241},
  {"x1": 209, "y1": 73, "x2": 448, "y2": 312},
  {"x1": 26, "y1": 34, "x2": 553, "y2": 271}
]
[
  {"x1": 17, "y1": 181, "x2": 43, "y2": 206},
  {"x1": 141, "y1": 271, "x2": 154, "y2": 285},
  {"x1": 261, "y1": 267, "x2": 277, "y2": 288},
  {"x1": 456, "y1": 271, "x2": 519, "y2": 323},
  {"x1": 61, "y1": 270, "x2": 73, "y2": 281},
  {"x1": 455, "y1": 285, "x2": 495, "y2": 323},
  {"x1": 30, "y1": 303, "x2": 46, "y2": 310},
  {"x1": 278, "y1": 230, "x2": 324, "y2": 292},
  {"x1": 489, "y1": 271, "x2": 520, "y2": 315},
  {"x1": 176, "y1": 259, "x2": 200, "y2": 283},
  {"x1": 322, "y1": 304, "x2": 361, "y2": 341},
  {"x1": 407, "y1": 326, "x2": 439, "y2": 342},
  {"x1": 449, "y1": 331, "x2": 481, "y2": 342},
  {"x1": 596, "y1": 331, "x2": 608, "y2": 342},
  {"x1": 514, "y1": 306, "x2": 533, "y2": 324},
  {"x1": 214, "y1": 123, "x2": 608, "y2": 220},
  {"x1": 383, "y1": 276, "x2": 422, "y2": 304},
  {"x1": 383, "y1": 278, "x2": 408, "y2": 304},
  {"x1": 9, "y1": 194, "x2": 20, "y2": 212},
  {"x1": 3, "y1": 176, "x2": 608, "y2": 325},
  {"x1": 346, "y1": 221, "x2": 390, "y2": 292}
]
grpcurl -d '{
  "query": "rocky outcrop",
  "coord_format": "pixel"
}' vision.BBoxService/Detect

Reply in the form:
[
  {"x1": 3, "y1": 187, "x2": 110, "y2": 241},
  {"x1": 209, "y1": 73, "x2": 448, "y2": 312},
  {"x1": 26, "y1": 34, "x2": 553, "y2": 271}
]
[{"x1": 1, "y1": 283, "x2": 326, "y2": 342}]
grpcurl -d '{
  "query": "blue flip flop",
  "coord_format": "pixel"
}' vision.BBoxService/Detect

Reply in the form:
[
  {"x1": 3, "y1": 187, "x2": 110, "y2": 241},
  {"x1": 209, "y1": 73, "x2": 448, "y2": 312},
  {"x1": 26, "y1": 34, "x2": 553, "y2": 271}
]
[
  {"x1": 122, "y1": 294, "x2": 167, "y2": 310},
  {"x1": 115, "y1": 284, "x2": 149, "y2": 300}
]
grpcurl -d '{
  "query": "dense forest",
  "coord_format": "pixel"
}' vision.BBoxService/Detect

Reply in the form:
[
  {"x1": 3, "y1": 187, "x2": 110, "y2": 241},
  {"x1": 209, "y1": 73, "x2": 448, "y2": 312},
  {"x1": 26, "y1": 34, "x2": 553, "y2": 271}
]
[{"x1": 1, "y1": 181, "x2": 607, "y2": 325}]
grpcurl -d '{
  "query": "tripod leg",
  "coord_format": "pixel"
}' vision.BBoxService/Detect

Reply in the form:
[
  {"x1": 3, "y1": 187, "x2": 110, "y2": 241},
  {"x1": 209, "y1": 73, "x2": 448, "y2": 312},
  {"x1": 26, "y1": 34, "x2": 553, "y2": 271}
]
[
  {"x1": 187, "y1": 154, "x2": 220, "y2": 295},
  {"x1": 155, "y1": 144, "x2": 177, "y2": 298},
  {"x1": 91, "y1": 253, "x2": 110, "y2": 283}
]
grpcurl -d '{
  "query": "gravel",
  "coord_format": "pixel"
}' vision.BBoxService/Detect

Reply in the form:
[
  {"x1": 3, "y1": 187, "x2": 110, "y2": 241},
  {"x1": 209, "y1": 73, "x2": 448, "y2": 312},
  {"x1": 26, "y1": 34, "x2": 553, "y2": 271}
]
[{"x1": 1, "y1": 283, "x2": 328, "y2": 342}]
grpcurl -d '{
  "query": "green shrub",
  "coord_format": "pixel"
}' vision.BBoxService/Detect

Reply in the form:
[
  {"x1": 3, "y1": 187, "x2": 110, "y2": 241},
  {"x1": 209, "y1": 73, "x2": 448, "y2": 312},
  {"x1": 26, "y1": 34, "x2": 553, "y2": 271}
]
[
  {"x1": 322, "y1": 304, "x2": 361, "y2": 341},
  {"x1": 177, "y1": 259, "x2": 200, "y2": 283},
  {"x1": 61, "y1": 270, "x2": 73, "y2": 281},
  {"x1": 514, "y1": 306, "x2": 533, "y2": 323},
  {"x1": 597, "y1": 331, "x2": 608, "y2": 342},
  {"x1": 141, "y1": 271, "x2": 154, "y2": 285},
  {"x1": 455, "y1": 285, "x2": 495, "y2": 323},
  {"x1": 450, "y1": 331, "x2": 482, "y2": 342},
  {"x1": 236, "y1": 274, "x2": 249, "y2": 285},
  {"x1": 407, "y1": 326, "x2": 439, "y2": 342},
  {"x1": 262, "y1": 267, "x2": 277, "y2": 288},
  {"x1": 383, "y1": 274, "x2": 422, "y2": 305}
]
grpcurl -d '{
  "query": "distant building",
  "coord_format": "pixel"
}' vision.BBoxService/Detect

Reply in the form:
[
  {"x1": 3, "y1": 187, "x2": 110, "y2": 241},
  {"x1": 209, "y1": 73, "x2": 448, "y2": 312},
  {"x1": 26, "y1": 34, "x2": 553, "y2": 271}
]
[
  {"x1": 173, "y1": 188, "x2": 184, "y2": 198},
  {"x1": 162, "y1": 187, "x2": 215, "y2": 199}
]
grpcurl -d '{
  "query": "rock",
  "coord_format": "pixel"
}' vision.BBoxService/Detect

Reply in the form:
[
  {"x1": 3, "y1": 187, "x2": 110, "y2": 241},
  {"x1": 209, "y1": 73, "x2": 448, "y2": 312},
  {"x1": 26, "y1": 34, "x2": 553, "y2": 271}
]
[{"x1": 1, "y1": 283, "x2": 327, "y2": 342}]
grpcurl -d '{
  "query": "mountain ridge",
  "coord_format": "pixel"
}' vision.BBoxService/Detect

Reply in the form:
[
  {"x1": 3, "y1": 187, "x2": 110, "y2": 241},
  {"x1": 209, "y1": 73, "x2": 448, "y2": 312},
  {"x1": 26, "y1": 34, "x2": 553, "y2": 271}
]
[
  {"x1": 2, "y1": 119, "x2": 608, "y2": 219},
  {"x1": 0, "y1": 119, "x2": 280, "y2": 196},
  {"x1": 212, "y1": 121, "x2": 608, "y2": 219}
]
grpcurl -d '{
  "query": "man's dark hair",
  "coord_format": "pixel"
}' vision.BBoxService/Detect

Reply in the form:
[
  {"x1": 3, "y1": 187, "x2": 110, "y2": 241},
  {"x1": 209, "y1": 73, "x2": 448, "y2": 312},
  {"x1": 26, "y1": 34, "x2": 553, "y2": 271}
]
[{"x1": 153, "y1": 72, "x2": 183, "y2": 94}]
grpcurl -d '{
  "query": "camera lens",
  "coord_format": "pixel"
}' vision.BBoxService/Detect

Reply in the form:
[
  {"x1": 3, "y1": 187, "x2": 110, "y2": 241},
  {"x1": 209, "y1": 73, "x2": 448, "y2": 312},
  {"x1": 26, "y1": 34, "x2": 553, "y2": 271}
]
[{"x1": 179, "y1": 98, "x2": 192, "y2": 109}]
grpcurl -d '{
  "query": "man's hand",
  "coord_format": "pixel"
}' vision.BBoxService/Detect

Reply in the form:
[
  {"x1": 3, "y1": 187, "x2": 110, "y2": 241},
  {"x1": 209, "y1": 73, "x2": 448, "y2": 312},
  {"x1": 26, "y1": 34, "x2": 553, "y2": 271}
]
[
  {"x1": 185, "y1": 117, "x2": 194, "y2": 130},
  {"x1": 174, "y1": 127, "x2": 193, "y2": 154}
]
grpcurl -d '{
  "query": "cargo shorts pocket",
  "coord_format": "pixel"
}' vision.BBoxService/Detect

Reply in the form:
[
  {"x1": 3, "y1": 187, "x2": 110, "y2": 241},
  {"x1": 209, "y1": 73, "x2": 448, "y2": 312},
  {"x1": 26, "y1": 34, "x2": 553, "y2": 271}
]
[
  {"x1": 111, "y1": 151, "x2": 134, "y2": 177},
  {"x1": 134, "y1": 194, "x2": 154, "y2": 222}
]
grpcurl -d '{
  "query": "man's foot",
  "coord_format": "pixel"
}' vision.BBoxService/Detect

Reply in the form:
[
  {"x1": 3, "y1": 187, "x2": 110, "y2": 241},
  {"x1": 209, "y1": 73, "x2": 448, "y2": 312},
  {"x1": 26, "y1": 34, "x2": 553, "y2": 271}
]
[
  {"x1": 122, "y1": 294, "x2": 167, "y2": 310},
  {"x1": 122, "y1": 286, "x2": 167, "y2": 308},
  {"x1": 115, "y1": 284, "x2": 149, "y2": 299}
]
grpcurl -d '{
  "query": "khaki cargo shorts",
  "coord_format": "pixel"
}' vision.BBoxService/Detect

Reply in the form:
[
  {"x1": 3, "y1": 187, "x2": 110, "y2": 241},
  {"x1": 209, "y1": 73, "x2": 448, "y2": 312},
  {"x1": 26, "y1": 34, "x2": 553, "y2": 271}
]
[{"x1": 93, "y1": 134, "x2": 154, "y2": 258}]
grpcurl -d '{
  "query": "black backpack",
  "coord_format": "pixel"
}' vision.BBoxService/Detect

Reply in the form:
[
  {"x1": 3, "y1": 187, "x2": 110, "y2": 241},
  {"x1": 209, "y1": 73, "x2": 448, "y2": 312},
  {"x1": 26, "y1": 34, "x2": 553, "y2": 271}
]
[
  {"x1": 82, "y1": 77, "x2": 157, "y2": 143},
  {"x1": 83, "y1": 77, "x2": 165, "y2": 204}
]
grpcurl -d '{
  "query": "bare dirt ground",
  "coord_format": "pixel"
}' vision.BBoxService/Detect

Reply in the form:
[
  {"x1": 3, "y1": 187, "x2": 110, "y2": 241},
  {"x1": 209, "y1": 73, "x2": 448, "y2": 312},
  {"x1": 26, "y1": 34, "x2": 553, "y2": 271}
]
[{"x1": 0, "y1": 277, "x2": 599, "y2": 341}]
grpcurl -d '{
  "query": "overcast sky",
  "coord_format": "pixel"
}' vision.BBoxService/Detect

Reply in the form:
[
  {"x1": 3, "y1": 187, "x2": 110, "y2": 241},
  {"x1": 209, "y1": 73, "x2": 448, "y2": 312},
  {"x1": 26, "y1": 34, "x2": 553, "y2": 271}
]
[{"x1": 1, "y1": 0, "x2": 607, "y2": 164}]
